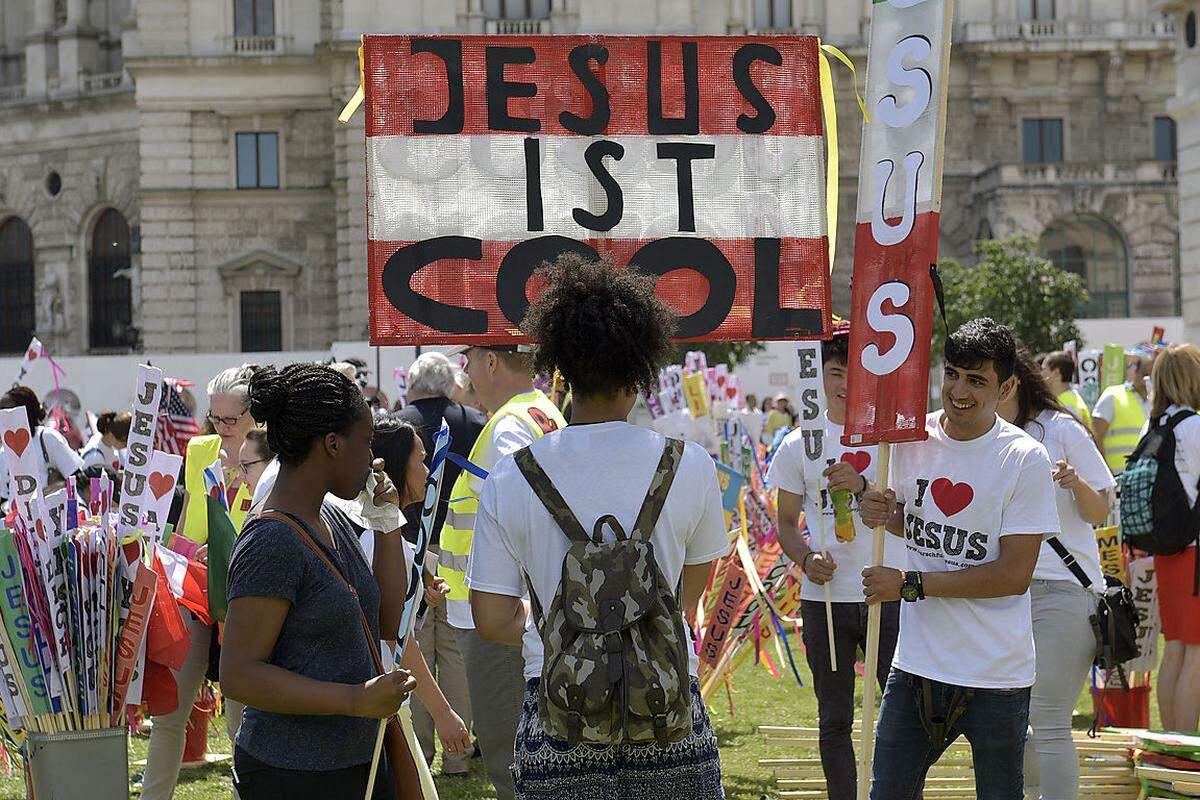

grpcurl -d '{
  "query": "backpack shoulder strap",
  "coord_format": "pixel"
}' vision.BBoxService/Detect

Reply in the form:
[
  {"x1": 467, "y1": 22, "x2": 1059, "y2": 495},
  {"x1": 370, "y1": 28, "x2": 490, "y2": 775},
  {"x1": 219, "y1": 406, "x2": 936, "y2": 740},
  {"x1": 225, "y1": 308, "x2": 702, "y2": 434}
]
[
  {"x1": 631, "y1": 438, "x2": 685, "y2": 542},
  {"x1": 1163, "y1": 409, "x2": 1197, "y2": 432},
  {"x1": 513, "y1": 446, "x2": 590, "y2": 544}
]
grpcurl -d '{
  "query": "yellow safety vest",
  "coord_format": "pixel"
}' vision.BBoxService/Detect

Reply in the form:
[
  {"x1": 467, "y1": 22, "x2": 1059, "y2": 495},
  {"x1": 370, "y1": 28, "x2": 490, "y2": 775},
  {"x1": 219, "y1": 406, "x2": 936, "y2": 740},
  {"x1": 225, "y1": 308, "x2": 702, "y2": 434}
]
[
  {"x1": 1057, "y1": 389, "x2": 1093, "y2": 431},
  {"x1": 1100, "y1": 385, "x2": 1147, "y2": 473},
  {"x1": 438, "y1": 390, "x2": 566, "y2": 604}
]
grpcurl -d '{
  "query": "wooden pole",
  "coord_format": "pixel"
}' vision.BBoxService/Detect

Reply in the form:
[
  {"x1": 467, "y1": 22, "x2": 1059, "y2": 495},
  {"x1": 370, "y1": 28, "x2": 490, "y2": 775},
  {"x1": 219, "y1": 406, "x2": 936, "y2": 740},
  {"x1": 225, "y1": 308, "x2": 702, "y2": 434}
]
[
  {"x1": 856, "y1": 441, "x2": 890, "y2": 800},
  {"x1": 813, "y1": 490, "x2": 838, "y2": 672},
  {"x1": 363, "y1": 718, "x2": 387, "y2": 800}
]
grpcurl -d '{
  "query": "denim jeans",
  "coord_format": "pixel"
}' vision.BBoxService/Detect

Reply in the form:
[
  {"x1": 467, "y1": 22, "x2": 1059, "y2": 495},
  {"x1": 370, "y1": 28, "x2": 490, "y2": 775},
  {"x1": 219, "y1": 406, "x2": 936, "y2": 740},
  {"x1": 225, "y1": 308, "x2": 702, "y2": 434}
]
[
  {"x1": 800, "y1": 600, "x2": 901, "y2": 800},
  {"x1": 871, "y1": 669, "x2": 1031, "y2": 800}
]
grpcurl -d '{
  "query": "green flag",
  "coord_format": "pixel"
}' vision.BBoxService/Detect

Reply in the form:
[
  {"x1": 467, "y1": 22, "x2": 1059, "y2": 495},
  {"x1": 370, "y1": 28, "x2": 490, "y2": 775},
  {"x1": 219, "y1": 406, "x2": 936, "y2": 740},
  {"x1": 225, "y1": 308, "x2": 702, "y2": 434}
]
[
  {"x1": 0, "y1": 530, "x2": 52, "y2": 716},
  {"x1": 206, "y1": 496, "x2": 238, "y2": 623}
]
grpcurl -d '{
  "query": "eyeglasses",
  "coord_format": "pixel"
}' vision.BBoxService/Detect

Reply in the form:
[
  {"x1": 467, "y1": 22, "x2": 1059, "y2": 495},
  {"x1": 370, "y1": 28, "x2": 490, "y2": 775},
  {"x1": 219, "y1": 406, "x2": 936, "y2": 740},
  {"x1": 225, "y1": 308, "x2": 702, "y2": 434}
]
[
  {"x1": 207, "y1": 410, "x2": 248, "y2": 428},
  {"x1": 238, "y1": 459, "x2": 266, "y2": 475}
]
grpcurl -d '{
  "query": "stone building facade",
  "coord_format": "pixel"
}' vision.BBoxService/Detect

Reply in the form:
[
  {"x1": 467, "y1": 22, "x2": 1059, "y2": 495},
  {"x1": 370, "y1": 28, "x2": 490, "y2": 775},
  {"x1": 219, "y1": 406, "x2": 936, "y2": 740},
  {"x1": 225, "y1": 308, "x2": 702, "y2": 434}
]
[
  {"x1": 0, "y1": 0, "x2": 1181, "y2": 356},
  {"x1": 1156, "y1": 0, "x2": 1200, "y2": 343}
]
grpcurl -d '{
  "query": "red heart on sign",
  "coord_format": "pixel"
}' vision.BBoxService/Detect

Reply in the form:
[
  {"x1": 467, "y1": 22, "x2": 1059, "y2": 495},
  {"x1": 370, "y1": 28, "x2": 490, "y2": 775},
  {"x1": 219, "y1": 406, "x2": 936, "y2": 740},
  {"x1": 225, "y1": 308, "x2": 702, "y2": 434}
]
[
  {"x1": 3, "y1": 429, "x2": 30, "y2": 458},
  {"x1": 26, "y1": 348, "x2": 37, "y2": 361},
  {"x1": 149, "y1": 472, "x2": 175, "y2": 500},
  {"x1": 840, "y1": 451, "x2": 871, "y2": 474},
  {"x1": 725, "y1": 385, "x2": 738, "y2": 400},
  {"x1": 931, "y1": 478, "x2": 974, "y2": 517}
]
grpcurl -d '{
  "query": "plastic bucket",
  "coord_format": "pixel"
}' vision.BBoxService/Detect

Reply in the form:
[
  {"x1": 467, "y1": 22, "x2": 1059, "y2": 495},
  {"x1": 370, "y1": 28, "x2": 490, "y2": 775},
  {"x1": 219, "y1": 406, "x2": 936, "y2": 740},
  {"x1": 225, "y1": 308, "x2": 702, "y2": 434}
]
[{"x1": 26, "y1": 727, "x2": 128, "y2": 799}]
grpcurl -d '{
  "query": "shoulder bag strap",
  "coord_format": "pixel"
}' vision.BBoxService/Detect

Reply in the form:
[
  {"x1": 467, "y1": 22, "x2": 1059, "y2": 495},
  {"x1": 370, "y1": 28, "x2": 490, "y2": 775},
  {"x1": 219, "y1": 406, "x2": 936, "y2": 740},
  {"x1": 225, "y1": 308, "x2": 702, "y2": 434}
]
[
  {"x1": 1046, "y1": 535, "x2": 1094, "y2": 589},
  {"x1": 37, "y1": 428, "x2": 51, "y2": 465},
  {"x1": 513, "y1": 446, "x2": 590, "y2": 544},
  {"x1": 631, "y1": 438, "x2": 685, "y2": 542},
  {"x1": 257, "y1": 510, "x2": 387, "y2": 677}
]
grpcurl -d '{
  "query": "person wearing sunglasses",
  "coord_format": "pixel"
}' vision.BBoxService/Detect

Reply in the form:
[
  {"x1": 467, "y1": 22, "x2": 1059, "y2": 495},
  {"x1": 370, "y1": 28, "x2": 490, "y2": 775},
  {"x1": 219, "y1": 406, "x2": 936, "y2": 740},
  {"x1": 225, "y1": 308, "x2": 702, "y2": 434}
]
[{"x1": 207, "y1": 364, "x2": 261, "y2": 485}]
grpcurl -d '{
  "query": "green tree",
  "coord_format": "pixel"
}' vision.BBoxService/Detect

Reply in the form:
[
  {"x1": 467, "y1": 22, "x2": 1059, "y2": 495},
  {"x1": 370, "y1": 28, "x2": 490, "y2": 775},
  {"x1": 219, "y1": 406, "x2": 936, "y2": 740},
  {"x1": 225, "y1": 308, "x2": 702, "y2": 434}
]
[
  {"x1": 676, "y1": 341, "x2": 765, "y2": 369},
  {"x1": 933, "y1": 236, "x2": 1087, "y2": 358}
]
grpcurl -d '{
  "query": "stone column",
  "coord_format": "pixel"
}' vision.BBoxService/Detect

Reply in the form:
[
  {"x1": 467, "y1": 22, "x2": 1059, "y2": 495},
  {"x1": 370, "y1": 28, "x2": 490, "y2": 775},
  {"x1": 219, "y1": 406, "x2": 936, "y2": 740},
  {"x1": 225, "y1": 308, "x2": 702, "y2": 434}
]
[
  {"x1": 1160, "y1": 0, "x2": 1200, "y2": 341},
  {"x1": 57, "y1": 0, "x2": 100, "y2": 93},
  {"x1": 24, "y1": 0, "x2": 54, "y2": 97}
]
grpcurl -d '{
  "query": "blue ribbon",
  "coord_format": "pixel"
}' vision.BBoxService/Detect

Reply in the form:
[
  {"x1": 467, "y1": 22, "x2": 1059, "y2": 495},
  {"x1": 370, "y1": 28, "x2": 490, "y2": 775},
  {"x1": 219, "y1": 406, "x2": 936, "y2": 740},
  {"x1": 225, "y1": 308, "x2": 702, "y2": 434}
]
[{"x1": 446, "y1": 451, "x2": 489, "y2": 482}]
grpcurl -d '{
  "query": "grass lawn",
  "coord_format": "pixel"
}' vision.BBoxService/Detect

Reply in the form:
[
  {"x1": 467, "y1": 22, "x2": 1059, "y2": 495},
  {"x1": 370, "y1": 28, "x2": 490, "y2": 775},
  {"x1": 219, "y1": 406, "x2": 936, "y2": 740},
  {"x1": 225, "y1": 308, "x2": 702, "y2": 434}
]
[{"x1": 0, "y1": 655, "x2": 1145, "y2": 800}]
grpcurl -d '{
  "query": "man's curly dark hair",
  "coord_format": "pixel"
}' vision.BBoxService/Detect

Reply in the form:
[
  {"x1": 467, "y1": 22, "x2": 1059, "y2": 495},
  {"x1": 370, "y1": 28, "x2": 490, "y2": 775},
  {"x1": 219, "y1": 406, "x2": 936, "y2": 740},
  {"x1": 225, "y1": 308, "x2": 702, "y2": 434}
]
[{"x1": 522, "y1": 253, "x2": 677, "y2": 398}]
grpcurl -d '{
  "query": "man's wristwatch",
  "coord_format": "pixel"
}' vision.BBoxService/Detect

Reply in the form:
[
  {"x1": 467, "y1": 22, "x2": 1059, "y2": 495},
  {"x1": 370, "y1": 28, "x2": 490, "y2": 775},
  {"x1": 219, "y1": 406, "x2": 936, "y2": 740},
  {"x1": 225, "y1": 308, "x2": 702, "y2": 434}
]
[{"x1": 900, "y1": 571, "x2": 925, "y2": 602}]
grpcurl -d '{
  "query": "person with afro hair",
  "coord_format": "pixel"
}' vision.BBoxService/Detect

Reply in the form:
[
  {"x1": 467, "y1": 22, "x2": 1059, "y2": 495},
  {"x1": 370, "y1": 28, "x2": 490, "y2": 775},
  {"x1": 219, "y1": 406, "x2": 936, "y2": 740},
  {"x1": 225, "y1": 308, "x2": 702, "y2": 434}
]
[{"x1": 467, "y1": 253, "x2": 729, "y2": 800}]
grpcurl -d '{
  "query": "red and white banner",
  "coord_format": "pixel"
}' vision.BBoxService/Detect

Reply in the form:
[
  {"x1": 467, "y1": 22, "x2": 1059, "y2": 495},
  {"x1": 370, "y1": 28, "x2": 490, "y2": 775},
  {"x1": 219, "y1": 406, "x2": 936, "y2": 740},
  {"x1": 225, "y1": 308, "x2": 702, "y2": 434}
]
[
  {"x1": 363, "y1": 35, "x2": 832, "y2": 345},
  {"x1": 844, "y1": 1, "x2": 954, "y2": 446}
]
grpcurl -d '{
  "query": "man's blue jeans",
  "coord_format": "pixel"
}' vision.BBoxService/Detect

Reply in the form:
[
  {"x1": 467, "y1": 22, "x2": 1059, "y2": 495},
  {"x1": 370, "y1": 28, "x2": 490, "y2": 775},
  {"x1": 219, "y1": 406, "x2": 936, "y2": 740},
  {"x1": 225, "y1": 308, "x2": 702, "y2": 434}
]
[{"x1": 870, "y1": 669, "x2": 1031, "y2": 800}]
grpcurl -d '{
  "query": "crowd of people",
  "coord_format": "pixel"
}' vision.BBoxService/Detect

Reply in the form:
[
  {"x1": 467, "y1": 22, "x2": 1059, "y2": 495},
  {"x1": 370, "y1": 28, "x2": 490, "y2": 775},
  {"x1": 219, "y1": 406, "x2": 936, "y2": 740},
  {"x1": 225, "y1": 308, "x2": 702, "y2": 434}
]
[{"x1": 2, "y1": 251, "x2": 1200, "y2": 800}]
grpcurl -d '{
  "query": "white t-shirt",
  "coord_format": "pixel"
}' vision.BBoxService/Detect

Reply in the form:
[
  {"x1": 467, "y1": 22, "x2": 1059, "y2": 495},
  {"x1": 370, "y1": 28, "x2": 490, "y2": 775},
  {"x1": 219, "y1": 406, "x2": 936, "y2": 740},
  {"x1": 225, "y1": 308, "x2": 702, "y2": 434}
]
[
  {"x1": 1159, "y1": 405, "x2": 1200, "y2": 507},
  {"x1": 450, "y1": 411, "x2": 542, "y2": 631},
  {"x1": 81, "y1": 433, "x2": 120, "y2": 471},
  {"x1": 0, "y1": 426, "x2": 85, "y2": 500},
  {"x1": 766, "y1": 415, "x2": 907, "y2": 602},
  {"x1": 1093, "y1": 383, "x2": 1150, "y2": 423},
  {"x1": 1024, "y1": 410, "x2": 1112, "y2": 585},
  {"x1": 467, "y1": 422, "x2": 730, "y2": 680},
  {"x1": 890, "y1": 411, "x2": 1059, "y2": 689}
]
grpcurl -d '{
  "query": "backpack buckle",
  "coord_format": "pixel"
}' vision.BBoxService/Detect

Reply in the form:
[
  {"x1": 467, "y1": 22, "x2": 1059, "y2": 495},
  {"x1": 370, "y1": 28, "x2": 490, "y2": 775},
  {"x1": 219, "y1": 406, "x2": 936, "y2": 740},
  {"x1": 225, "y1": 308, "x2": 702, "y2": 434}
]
[{"x1": 605, "y1": 632, "x2": 624, "y2": 683}]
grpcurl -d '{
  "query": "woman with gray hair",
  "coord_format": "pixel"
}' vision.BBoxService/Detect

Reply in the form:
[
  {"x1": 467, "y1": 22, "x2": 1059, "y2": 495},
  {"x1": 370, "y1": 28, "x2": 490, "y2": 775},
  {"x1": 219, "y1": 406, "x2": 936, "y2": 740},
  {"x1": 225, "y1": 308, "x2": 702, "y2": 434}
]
[{"x1": 207, "y1": 364, "x2": 261, "y2": 480}]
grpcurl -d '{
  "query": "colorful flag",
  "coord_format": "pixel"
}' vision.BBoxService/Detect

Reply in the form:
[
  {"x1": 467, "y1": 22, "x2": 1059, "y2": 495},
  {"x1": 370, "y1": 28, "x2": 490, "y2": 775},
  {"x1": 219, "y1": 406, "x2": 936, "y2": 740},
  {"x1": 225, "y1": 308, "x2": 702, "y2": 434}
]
[
  {"x1": 154, "y1": 379, "x2": 201, "y2": 456},
  {"x1": 12, "y1": 337, "x2": 42, "y2": 387}
]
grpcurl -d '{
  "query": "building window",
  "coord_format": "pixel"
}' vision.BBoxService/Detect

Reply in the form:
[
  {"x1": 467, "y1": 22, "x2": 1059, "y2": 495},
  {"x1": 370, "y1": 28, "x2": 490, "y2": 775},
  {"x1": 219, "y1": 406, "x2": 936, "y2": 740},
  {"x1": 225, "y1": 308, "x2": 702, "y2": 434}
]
[
  {"x1": 234, "y1": 0, "x2": 274, "y2": 36},
  {"x1": 236, "y1": 132, "x2": 279, "y2": 189},
  {"x1": 1187, "y1": 11, "x2": 1197, "y2": 48},
  {"x1": 754, "y1": 0, "x2": 793, "y2": 28},
  {"x1": 482, "y1": 0, "x2": 550, "y2": 18},
  {"x1": 1040, "y1": 214, "x2": 1129, "y2": 318},
  {"x1": 976, "y1": 218, "x2": 994, "y2": 242},
  {"x1": 1018, "y1": 0, "x2": 1055, "y2": 20},
  {"x1": 1154, "y1": 116, "x2": 1178, "y2": 161},
  {"x1": 89, "y1": 209, "x2": 134, "y2": 350},
  {"x1": 0, "y1": 217, "x2": 35, "y2": 354},
  {"x1": 240, "y1": 290, "x2": 282, "y2": 351},
  {"x1": 1022, "y1": 118, "x2": 1063, "y2": 163}
]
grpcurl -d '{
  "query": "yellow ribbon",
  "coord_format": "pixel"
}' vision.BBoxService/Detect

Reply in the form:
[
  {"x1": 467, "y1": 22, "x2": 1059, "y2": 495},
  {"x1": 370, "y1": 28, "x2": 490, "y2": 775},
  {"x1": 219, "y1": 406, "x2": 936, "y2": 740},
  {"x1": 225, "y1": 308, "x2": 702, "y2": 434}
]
[
  {"x1": 338, "y1": 38, "x2": 366, "y2": 124},
  {"x1": 817, "y1": 41, "x2": 870, "y2": 276}
]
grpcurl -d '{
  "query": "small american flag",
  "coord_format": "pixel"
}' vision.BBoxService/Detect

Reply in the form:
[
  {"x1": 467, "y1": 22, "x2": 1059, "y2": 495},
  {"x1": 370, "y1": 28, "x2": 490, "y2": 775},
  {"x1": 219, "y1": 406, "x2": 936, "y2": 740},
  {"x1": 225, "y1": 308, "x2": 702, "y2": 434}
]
[{"x1": 155, "y1": 378, "x2": 201, "y2": 455}]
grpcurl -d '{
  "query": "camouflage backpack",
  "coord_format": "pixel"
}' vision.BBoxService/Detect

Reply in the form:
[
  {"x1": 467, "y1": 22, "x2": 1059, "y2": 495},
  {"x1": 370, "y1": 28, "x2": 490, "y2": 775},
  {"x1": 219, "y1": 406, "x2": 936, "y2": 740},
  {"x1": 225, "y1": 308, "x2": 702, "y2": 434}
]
[{"x1": 514, "y1": 437, "x2": 692, "y2": 746}]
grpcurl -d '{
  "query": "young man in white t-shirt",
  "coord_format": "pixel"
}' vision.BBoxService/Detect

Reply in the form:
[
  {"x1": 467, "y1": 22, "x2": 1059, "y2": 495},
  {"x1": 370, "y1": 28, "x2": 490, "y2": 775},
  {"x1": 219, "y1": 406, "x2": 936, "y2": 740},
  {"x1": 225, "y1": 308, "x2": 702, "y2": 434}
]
[
  {"x1": 767, "y1": 327, "x2": 906, "y2": 800},
  {"x1": 859, "y1": 318, "x2": 1060, "y2": 800},
  {"x1": 468, "y1": 255, "x2": 729, "y2": 800}
]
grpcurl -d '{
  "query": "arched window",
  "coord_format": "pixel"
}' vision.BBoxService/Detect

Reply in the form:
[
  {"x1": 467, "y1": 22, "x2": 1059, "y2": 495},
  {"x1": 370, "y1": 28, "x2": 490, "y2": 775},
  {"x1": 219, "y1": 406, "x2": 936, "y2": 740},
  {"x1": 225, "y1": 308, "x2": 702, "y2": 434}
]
[
  {"x1": 0, "y1": 217, "x2": 35, "y2": 353},
  {"x1": 89, "y1": 209, "x2": 134, "y2": 350},
  {"x1": 1039, "y1": 215, "x2": 1129, "y2": 318}
]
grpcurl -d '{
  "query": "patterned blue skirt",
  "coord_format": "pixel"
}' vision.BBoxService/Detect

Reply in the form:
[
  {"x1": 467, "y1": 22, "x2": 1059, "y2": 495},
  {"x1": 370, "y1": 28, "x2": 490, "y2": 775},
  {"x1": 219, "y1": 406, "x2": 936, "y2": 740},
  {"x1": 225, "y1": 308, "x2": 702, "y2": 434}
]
[{"x1": 512, "y1": 678, "x2": 725, "y2": 800}]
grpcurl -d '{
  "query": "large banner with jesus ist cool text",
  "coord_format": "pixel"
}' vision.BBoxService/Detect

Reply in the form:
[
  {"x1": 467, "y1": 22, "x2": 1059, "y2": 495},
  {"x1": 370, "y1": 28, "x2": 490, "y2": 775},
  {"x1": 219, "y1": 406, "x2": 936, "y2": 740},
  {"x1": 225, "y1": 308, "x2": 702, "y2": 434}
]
[{"x1": 363, "y1": 35, "x2": 833, "y2": 345}]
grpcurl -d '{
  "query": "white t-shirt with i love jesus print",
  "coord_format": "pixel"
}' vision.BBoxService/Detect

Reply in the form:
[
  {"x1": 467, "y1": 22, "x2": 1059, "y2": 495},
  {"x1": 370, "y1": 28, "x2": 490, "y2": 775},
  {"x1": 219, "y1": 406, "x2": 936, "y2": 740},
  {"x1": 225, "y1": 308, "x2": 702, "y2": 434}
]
[{"x1": 890, "y1": 411, "x2": 1060, "y2": 689}]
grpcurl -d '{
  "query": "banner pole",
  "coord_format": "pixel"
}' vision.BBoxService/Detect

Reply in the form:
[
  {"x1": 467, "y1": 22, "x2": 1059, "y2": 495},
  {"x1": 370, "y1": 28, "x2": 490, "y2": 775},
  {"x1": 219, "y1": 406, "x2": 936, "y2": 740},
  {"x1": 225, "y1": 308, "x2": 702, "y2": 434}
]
[
  {"x1": 363, "y1": 719, "x2": 387, "y2": 800},
  {"x1": 856, "y1": 440, "x2": 890, "y2": 800},
  {"x1": 813, "y1": 491, "x2": 837, "y2": 673}
]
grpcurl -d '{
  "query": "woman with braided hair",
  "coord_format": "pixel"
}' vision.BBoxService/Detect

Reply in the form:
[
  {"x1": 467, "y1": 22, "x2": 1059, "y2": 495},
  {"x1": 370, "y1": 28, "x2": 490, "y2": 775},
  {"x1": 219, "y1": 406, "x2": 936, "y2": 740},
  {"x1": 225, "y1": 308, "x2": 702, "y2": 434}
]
[
  {"x1": 220, "y1": 362, "x2": 418, "y2": 800},
  {"x1": 468, "y1": 254, "x2": 729, "y2": 800}
]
